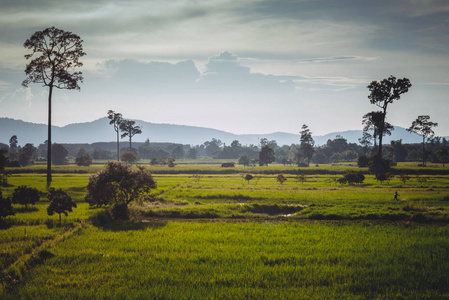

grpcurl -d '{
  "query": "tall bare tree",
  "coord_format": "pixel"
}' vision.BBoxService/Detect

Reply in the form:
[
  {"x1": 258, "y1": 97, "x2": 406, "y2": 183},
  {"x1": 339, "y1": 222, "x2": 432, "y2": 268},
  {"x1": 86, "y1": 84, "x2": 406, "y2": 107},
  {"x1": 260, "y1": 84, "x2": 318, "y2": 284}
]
[
  {"x1": 108, "y1": 110, "x2": 123, "y2": 161},
  {"x1": 407, "y1": 115, "x2": 438, "y2": 166},
  {"x1": 22, "y1": 27, "x2": 85, "y2": 187}
]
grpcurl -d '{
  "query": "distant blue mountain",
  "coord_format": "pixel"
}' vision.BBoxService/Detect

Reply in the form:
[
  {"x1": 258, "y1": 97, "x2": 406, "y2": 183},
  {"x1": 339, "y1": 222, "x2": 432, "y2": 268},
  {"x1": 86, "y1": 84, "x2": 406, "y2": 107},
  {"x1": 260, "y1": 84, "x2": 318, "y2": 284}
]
[{"x1": 0, "y1": 117, "x2": 444, "y2": 147}]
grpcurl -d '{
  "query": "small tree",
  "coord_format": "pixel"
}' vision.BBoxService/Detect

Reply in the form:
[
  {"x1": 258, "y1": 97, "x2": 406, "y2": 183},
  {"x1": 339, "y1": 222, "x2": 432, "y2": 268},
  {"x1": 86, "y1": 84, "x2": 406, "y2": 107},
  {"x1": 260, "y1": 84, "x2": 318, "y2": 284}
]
[
  {"x1": 12, "y1": 186, "x2": 40, "y2": 208},
  {"x1": 299, "y1": 124, "x2": 315, "y2": 167},
  {"x1": 120, "y1": 151, "x2": 138, "y2": 164},
  {"x1": 407, "y1": 115, "x2": 438, "y2": 166},
  {"x1": 85, "y1": 162, "x2": 157, "y2": 220},
  {"x1": 436, "y1": 148, "x2": 449, "y2": 167},
  {"x1": 23, "y1": 27, "x2": 85, "y2": 187},
  {"x1": 18, "y1": 143, "x2": 37, "y2": 166},
  {"x1": 238, "y1": 154, "x2": 250, "y2": 166},
  {"x1": 51, "y1": 143, "x2": 68, "y2": 165},
  {"x1": 107, "y1": 110, "x2": 123, "y2": 161},
  {"x1": 0, "y1": 191, "x2": 14, "y2": 219},
  {"x1": 244, "y1": 174, "x2": 254, "y2": 184},
  {"x1": 295, "y1": 174, "x2": 307, "y2": 184},
  {"x1": 47, "y1": 188, "x2": 77, "y2": 225},
  {"x1": 276, "y1": 174, "x2": 287, "y2": 185},
  {"x1": 75, "y1": 154, "x2": 92, "y2": 166},
  {"x1": 259, "y1": 146, "x2": 275, "y2": 166}
]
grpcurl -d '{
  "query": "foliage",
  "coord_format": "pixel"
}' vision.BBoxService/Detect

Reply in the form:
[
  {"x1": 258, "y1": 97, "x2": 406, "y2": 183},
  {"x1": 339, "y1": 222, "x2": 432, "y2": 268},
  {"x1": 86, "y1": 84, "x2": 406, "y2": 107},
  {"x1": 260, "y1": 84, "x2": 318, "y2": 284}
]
[
  {"x1": 85, "y1": 162, "x2": 156, "y2": 219},
  {"x1": 399, "y1": 173, "x2": 410, "y2": 185},
  {"x1": 407, "y1": 115, "x2": 438, "y2": 166},
  {"x1": 276, "y1": 174, "x2": 287, "y2": 184},
  {"x1": 11, "y1": 186, "x2": 40, "y2": 207},
  {"x1": 47, "y1": 188, "x2": 77, "y2": 225},
  {"x1": 171, "y1": 145, "x2": 185, "y2": 159},
  {"x1": 120, "y1": 119, "x2": 142, "y2": 150},
  {"x1": 357, "y1": 155, "x2": 370, "y2": 167},
  {"x1": 75, "y1": 154, "x2": 92, "y2": 166},
  {"x1": 120, "y1": 151, "x2": 138, "y2": 164},
  {"x1": 295, "y1": 173, "x2": 307, "y2": 184},
  {"x1": 299, "y1": 124, "x2": 315, "y2": 167},
  {"x1": 244, "y1": 174, "x2": 254, "y2": 184},
  {"x1": 238, "y1": 154, "x2": 250, "y2": 166},
  {"x1": 51, "y1": 143, "x2": 68, "y2": 165},
  {"x1": 341, "y1": 170, "x2": 365, "y2": 185},
  {"x1": 0, "y1": 191, "x2": 14, "y2": 219},
  {"x1": 436, "y1": 148, "x2": 449, "y2": 167},
  {"x1": 18, "y1": 143, "x2": 37, "y2": 167},
  {"x1": 259, "y1": 146, "x2": 275, "y2": 166}
]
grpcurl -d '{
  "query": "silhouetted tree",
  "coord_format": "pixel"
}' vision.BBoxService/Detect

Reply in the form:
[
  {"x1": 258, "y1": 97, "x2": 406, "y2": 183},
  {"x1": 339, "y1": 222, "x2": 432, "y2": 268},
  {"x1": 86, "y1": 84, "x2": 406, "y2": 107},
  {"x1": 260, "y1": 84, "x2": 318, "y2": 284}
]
[
  {"x1": 47, "y1": 188, "x2": 77, "y2": 225},
  {"x1": 107, "y1": 110, "x2": 123, "y2": 161},
  {"x1": 244, "y1": 174, "x2": 254, "y2": 184},
  {"x1": 362, "y1": 111, "x2": 393, "y2": 152},
  {"x1": 18, "y1": 143, "x2": 37, "y2": 166},
  {"x1": 358, "y1": 131, "x2": 373, "y2": 155},
  {"x1": 75, "y1": 154, "x2": 92, "y2": 166},
  {"x1": 436, "y1": 148, "x2": 449, "y2": 167},
  {"x1": 407, "y1": 115, "x2": 438, "y2": 166},
  {"x1": 367, "y1": 76, "x2": 411, "y2": 157},
  {"x1": 171, "y1": 145, "x2": 185, "y2": 159},
  {"x1": 9, "y1": 135, "x2": 19, "y2": 161},
  {"x1": 120, "y1": 120, "x2": 142, "y2": 151},
  {"x1": 22, "y1": 27, "x2": 85, "y2": 187},
  {"x1": 259, "y1": 145, "x2": 275, "y2": 166},
  {"x1": 51, "y1": 143, "x2": 68, "y2": 165},
  {"x1": 299, "y1": 124, "x2": 314, "y2": 167},
  {"x1": 238, "y1": 154, "x2": 250, "y2": 166}
]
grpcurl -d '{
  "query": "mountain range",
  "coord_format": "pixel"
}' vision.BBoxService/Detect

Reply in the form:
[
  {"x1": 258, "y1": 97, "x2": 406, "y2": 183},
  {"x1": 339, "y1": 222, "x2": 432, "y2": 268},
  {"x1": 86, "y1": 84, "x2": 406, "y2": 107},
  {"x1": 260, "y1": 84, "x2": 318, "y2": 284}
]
[{"x1": 0, "y1": 117, "x2": 442, "y2": 147}]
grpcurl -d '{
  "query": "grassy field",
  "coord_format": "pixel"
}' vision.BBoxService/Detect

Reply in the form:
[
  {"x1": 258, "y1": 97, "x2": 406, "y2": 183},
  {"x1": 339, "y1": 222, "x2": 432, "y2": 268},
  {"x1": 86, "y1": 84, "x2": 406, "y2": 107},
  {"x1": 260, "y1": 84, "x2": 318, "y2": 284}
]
[{"x1": 1, "y1": 162, "x2": 448, "y2": 298}]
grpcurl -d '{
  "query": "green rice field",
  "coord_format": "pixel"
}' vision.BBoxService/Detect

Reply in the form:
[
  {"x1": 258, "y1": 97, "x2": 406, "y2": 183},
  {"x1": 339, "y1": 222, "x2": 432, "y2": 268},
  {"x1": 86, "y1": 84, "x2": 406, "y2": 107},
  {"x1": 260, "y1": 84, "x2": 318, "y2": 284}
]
[{"x1": 1, "y1": 162, "x2": 448, "y2": 299}]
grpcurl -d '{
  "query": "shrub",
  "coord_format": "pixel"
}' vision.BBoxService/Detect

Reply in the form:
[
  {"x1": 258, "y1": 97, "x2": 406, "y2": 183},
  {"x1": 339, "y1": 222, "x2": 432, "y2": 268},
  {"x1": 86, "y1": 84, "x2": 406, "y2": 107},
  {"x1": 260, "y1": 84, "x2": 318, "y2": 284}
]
[
  {"x1": 341, "y1": 170, "x2": 365, "y2": 185},
  {"x1": 85, "y1": 162, "x2": 157, "y2": 220},
  {"x1": 11, "y1": 185, "x2": 40, "y2": 207},
  {"x1": 244, "y1": 174, "x2": 254, "y2": 184},
  {"x1": 0, "y1": 191, "x2": 14, "y2": 219},
  {"x1": 120, "y1": 151, "x2": 138, "y2": 164},
  {"x1": 75, "y1": 154, "x2": 92, "y2": 166},
  {"x1": 276, "y1": 174, "x2": 287, "y2": 184},
  {"x1": 357, "y1": 155, "x2": 370, "y2": 167}
]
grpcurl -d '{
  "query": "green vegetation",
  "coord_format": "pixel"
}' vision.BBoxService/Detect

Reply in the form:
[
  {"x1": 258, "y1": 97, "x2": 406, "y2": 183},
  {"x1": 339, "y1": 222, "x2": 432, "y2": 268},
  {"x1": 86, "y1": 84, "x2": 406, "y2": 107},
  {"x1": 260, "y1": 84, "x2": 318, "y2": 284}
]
[{"x1": 0, "y1": 162, "x2": 448, "y2": 298}]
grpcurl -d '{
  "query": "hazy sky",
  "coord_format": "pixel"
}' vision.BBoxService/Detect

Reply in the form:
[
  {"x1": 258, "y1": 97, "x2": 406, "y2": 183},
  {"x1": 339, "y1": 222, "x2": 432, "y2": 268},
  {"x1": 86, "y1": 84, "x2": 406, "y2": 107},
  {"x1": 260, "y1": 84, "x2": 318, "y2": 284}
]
[{"x1": 1, "y1": 0, "x2": 448, "y2": 136}]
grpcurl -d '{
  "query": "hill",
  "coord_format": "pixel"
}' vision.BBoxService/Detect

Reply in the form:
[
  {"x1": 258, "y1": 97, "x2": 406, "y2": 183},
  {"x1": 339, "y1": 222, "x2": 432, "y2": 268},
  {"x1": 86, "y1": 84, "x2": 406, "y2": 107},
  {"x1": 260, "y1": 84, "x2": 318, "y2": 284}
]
[{"x1": 0, "y1": 117, "x2": 440, "y2": 147}]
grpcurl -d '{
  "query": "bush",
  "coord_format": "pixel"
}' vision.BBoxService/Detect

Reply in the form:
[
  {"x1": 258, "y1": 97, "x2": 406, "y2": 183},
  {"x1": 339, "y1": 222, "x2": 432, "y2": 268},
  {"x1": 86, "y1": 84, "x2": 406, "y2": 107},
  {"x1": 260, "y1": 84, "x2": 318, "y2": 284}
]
[
  {"x1": 357, "y1": 155, "x2": 370, "y2": 167},
  {"x1": 85, "y1": 162, "x2": 157, "y2": 220},
  {"x1": 12, "y1": 185, "x2": 40, "y2": 207},
  {"x1": 0, "y1": 191, "x2": 14, "y2": 219},
  {"x1": 120, "y1": 151, "x2": 138, "y2": 164},
  {"x1": 276, "y1": 174, "x2": 287, "y2": 184},
  {"x1": 75, "y1": 154, "x2": 92, "y2": 166}
]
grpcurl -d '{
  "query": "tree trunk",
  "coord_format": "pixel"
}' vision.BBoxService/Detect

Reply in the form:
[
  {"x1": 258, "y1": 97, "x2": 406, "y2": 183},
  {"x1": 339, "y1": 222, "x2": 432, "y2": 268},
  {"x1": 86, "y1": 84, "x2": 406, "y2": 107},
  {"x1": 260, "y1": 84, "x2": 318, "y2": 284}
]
[
  {"x1": 117, "y1": 130, "x2": 120, "y2": 161},
  {"x1": 422, "y1": 136, "x2": 426, "y2": 166},
  {"x1": 47, "y1": 85, "x2": 53, "y2": 188},
  {"x1": 129, "y1": 136, "x2": 132, "y2": 151}
]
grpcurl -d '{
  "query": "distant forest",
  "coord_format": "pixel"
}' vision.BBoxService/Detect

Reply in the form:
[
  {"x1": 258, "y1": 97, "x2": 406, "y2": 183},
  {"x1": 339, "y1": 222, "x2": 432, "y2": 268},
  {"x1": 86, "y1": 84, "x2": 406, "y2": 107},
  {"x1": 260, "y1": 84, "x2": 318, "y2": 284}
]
[{"x1": 2, "y1": 134, "x2": 448, "y2": 168}]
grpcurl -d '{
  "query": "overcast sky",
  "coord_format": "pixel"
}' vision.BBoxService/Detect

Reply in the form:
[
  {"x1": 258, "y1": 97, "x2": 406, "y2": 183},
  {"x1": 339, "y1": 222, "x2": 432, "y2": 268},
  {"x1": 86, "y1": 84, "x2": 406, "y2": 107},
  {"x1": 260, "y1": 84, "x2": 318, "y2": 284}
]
[{"x1": 1, "y1": 0, "x2": 448, "y2": 137}]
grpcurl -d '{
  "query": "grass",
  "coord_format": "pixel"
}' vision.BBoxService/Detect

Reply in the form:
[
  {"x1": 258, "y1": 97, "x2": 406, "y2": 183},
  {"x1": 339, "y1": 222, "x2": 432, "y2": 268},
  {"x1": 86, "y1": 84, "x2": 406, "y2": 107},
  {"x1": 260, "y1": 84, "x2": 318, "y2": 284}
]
[
  {"x1": 0, "y1": 163, "x2": 448, "y2": 298},
  {"x1": 2, "y1": 222, "x2": 449, "y2": 299}
]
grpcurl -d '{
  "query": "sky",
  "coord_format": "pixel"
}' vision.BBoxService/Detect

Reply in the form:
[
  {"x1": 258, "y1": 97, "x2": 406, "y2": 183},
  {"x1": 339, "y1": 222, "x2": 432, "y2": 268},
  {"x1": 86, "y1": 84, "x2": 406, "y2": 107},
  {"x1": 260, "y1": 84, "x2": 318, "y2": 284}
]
[{"x1": 0, "y1": 0, "x2": 448, "y2": 137}]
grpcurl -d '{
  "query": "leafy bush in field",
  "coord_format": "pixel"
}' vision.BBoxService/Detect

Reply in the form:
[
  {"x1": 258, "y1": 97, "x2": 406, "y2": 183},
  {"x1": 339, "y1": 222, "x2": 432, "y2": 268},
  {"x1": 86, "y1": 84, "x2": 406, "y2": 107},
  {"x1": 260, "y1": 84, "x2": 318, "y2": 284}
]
[
  {"x1": 0, "y1": 191, "x2": 14, "y2": 219},
  {"x1": 357, "y1": 155, "x2": 370, "y2": 167},
  {"x1": 276, "y1": 174, "x2": 287, "y2": 184},
  {"x1": 244, "y1": 174, "x2": 254, "y2": 184},
  {"x1": 85, "y1": 161, "x2": 157, "y2": 220},
  {"x1": 11, "y1": 186, "x2": 40, "y2": 207},
  {"x1": 120, "y1": 151, "x2": 137, "y2": 164},
  {"x1": 340, "y1": 170, "x2": 365, "y2": 185},
  {"x1": 75, "y1": 154, "x2": 92, "y2": 166},
  {"x1": 47, "y1": 188, "x2": 77, "y2": 225}
]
